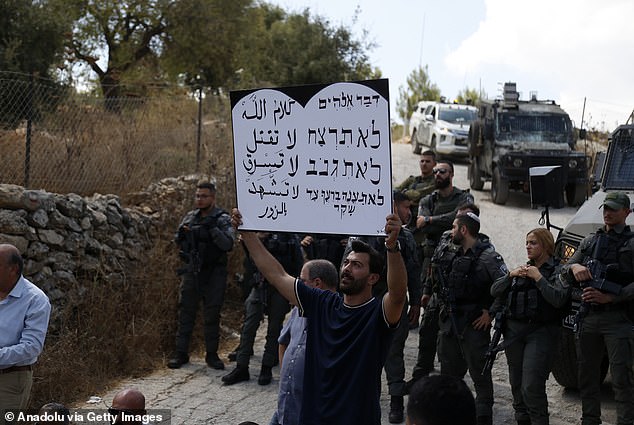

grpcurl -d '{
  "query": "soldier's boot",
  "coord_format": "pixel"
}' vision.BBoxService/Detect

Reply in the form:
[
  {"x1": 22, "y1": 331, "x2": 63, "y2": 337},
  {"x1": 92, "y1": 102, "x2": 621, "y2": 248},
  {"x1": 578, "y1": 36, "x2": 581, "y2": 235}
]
[
  {"x1": 388, "y1": 395, "x2": 404, "y2": 424},
  {"x1": 258, "y1": 365, "x2": 273, "y2": 385},
  {"x1": 167, "y1": 352, "x2": 189, "y2": 369},
  {"x1": 221, "y1": 365, "x2": 250, "y2": 385}
]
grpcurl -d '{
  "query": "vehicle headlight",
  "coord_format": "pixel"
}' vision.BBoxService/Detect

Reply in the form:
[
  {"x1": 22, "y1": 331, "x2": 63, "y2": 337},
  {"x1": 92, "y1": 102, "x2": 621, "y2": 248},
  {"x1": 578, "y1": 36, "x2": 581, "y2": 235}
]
[
  {"x1": 559, "y1": 242, "x2": 577, "y2": 263},
  {"x1": 513, "y1": 158, "x2": 523, "y2": 168},
  {"x1": 569, "y1": 159, "x2": 578, "y2": 169}
]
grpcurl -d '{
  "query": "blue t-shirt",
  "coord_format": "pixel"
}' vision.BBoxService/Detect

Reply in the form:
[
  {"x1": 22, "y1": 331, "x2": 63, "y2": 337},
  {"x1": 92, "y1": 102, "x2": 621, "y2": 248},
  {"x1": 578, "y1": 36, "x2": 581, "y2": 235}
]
[{"x1": 295, "y1": 279, "x2": 394, "y2": 425}]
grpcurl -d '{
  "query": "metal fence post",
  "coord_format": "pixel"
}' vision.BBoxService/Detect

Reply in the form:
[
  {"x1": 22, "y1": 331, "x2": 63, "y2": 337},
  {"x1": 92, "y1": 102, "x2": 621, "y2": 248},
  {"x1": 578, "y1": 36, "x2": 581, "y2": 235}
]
[
  {"x1": 24, "y1": 73, "x2": 34, "y2": 188},
  {"x1": 196, "y1": 85, "x2": 203, "y2": 172}
]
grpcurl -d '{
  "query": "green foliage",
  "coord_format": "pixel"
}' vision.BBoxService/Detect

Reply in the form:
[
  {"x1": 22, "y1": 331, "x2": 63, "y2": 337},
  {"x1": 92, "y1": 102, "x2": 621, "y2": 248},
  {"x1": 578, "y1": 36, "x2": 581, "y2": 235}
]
[
  {"x1": 455, "y1": 86, "x2": 483, "y2": 105},
  {"x1": 0, "y1": 0, "x2": 68, "y2": 76},
  {"x1": 396, "y1": 66, "x2": 441, "y2": 122},
  {"x1": 233, "y1": 6, "x2": 379, "y2": 88}
]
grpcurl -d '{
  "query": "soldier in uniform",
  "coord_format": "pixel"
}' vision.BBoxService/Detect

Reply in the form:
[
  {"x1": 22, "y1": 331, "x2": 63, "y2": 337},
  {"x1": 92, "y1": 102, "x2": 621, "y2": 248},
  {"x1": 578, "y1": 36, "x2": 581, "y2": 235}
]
[
  {"x1": 168, "y1": 182, "x2": 236, "y2": 370},
  {"x1": 491, "y1": 228, "x2": 569, "y2": 425},
  {"x1": 395, "y1": 149, "x2": 437, "y2": 230},
  {"x1": 434, "y1": 213, "x2": 508, "y2": 425},
  {"x1": 222, "y1": 232, "x2": 303, "y2": 386},
  {"x1": 560, "y1": 191, "x2": 634, "y2": 425},
  {"x1": 407, "y1": 161, "x2": 473, "y2": 389}
]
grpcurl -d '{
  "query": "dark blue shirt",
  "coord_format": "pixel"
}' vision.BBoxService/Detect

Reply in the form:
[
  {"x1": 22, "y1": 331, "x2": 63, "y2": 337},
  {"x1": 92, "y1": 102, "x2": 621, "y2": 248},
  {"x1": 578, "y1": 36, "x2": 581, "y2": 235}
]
[{"x1": 295, "y1": 279, "x2": 394, "y2": 425}]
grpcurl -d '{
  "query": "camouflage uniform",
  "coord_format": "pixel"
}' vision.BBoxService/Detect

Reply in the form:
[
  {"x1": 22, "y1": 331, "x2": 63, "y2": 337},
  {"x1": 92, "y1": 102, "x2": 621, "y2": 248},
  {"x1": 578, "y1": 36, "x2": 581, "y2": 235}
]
[
  {"x1": 395, "y1": 174, "x2": 435, "y2": 230},
  {"x1": 561, "y1": 224, "x2": 634, "y2": 425}
]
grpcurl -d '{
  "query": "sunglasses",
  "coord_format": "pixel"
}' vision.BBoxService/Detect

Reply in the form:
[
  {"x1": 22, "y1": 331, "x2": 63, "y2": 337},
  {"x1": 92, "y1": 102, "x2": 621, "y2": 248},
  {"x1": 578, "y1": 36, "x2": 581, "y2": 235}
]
[{"x1": 432, "y1": 168, "x2": 449, "y2": 175}]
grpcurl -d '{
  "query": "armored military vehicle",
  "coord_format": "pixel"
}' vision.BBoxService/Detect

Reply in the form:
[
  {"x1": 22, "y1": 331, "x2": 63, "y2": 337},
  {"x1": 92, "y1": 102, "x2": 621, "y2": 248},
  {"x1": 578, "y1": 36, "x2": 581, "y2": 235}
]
[
  {"x1": 550, "y1": 122, "x2": 634, "y2": 389},
  {"x1": 468, "y1": 82, "x2": 589, "y2": 206}
]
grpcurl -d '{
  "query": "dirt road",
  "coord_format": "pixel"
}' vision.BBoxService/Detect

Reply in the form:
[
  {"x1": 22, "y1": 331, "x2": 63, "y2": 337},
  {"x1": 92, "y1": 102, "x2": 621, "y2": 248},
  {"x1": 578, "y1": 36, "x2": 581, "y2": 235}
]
[{"x1": 76, "y1": 142, "x2": 619, "y2": 424}]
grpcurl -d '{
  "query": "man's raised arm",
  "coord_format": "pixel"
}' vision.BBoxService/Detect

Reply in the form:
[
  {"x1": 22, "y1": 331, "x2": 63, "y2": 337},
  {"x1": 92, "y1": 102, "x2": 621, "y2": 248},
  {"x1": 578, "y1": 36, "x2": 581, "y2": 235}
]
[
  {"x1": 383, "y1": 212, "x2": 408, "y2": 325},
  {"x1": 231, "y1": 208, "x2": 298, "y2": 305}
]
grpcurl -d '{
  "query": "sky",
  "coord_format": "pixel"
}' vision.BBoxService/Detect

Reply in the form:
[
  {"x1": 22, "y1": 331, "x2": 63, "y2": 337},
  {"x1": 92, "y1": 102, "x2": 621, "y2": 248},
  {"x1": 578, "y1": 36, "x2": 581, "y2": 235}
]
[{"x1": 272, "y1": 0, "x2": 634, "y2": 131}]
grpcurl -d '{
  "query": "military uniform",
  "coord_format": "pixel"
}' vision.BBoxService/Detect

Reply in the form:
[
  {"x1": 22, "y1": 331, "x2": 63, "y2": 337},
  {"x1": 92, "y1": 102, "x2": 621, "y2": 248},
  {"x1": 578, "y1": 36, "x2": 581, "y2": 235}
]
[
  {"x1": 411, "y1": 187, "x2": 474, "y2": 382},
  {"x1": 174, "y1": 206, "x2": 235, "y2": 361},
  {"x1": 434, "y1": 236, "x2": 507, "y2": 424},
  {"x1": 561, "y1": 224, "x2": 634, "y2": 425},
  {"x1": 491, "y1": 258, "x2": 569, "y2": 425},
  {"x1": 396, "y1": 174, "x2": 435, "y2": 229}
]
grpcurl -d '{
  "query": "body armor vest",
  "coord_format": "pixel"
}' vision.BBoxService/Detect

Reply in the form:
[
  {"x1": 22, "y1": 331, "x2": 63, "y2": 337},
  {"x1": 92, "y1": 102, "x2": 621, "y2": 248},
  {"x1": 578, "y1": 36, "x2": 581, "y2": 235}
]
[{"x1": 506, "y1": 260, "x2": 561, "y2": 323}]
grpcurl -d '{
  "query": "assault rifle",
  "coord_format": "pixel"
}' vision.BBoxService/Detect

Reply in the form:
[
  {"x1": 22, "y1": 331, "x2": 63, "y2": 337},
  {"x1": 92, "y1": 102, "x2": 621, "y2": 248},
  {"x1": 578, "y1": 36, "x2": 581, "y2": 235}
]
[
  {"x1": 573, "y1": 260, "x2": 623, "y2": 337},
  {"x1": 437, "y1": 267, "x2": 465, "y2": 359},
  {"x1": 482, "y1": 310, "x2": 505, "y2": 374},
  {"x1": 177, "y1": 225, "x2": 201, "y2": 278}
]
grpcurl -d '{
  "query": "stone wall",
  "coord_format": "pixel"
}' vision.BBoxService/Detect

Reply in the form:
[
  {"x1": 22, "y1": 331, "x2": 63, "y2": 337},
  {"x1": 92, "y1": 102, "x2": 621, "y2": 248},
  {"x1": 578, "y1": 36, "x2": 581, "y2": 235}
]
[{"x1": 0, "y1": 174, "x2": 211, "y2": 329}]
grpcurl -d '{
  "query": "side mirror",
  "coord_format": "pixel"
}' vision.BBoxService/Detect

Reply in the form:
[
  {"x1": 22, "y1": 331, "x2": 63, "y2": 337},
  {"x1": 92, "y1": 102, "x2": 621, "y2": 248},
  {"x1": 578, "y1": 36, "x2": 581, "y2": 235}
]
[{"x1": 425, "y1": 114, "x2": 434, "y2": 121}]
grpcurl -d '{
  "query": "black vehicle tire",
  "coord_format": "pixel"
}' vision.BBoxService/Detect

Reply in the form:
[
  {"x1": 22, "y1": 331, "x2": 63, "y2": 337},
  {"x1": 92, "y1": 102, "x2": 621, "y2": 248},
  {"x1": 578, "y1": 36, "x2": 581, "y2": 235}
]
[
  {"x1": 551, "y1": 328, "x2": 610, "y2": 390},
  {"x1": 431, "y1": 136, "x2": 441, "y2": 159},
  {"x1": 411, "y1": 130, "x2": 421, "y2": 154},
  {"x1": 469, "y1": 157, "x2": 484, "y2": 190},
  {"x1": 551, "y1": 328, "x2": 579, "y2": 389},
  {"x1": 566, "y1": 183, "x2": 586, "y2": 207},
  {"x1": 491, "y1": 167, "x2": 509, "y2": 205}
]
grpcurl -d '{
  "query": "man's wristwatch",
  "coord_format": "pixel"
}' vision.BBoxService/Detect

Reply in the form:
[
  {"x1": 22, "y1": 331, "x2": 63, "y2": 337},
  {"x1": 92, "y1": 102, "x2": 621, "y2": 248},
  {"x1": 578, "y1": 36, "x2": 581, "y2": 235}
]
[
  {"x1": 385, "y1": 240, "x2": 401, "y2": 253},
  {"x1": 424, "y1": 216, "x2": 431, "y2": 224}
]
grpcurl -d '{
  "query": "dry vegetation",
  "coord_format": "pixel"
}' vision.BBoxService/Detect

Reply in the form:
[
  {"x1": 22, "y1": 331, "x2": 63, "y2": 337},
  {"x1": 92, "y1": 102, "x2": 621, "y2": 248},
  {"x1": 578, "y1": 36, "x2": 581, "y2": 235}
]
[{"x1": 13, "y1": 91, "x2": 247, "y2": 408}]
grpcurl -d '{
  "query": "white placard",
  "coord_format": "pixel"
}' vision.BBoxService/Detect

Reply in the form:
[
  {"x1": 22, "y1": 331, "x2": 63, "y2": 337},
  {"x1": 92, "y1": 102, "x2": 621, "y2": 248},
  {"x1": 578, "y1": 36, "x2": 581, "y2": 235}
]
[{"x1": 230, "y1": 79, "x2": 392, "y2": 236}]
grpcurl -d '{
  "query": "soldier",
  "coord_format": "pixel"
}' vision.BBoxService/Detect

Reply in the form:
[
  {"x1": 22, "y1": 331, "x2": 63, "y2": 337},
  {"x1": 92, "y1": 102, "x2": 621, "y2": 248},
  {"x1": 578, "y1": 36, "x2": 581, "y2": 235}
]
[
  {"x1": 407, "y1": 161, "x2": 473, "y2": 389},
  {"x1": 222, "y1": 232, "x2": 303, "y2": 386},
  {"x1": 491, "y1": 228, "x2": 569, "y2": 425},
  {"x1": 395, "y1": 149, "x2": 437, "y2": 230},
  {"x1": 434, "y1": 213, "x2": 508, "y2": 425},
  {"x1": 168, "y1": 182, "x2": 236, "y2": 370},
  {"x1": 560, "y1": 191, "x2": 634, "y2": 425}
]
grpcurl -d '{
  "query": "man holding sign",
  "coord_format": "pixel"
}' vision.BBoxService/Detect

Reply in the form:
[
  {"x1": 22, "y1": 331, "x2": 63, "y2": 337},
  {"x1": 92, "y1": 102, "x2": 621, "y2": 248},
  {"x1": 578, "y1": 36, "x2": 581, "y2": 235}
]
[{"x1": 231, "y1": 208, "x2": 406, "y2": 425}]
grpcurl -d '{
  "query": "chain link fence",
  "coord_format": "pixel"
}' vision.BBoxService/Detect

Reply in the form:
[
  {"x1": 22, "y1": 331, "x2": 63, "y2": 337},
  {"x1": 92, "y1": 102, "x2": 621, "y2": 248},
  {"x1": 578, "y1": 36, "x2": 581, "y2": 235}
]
[{"x1": 0, "y1": 71, "x2": 236, "y2": 198}]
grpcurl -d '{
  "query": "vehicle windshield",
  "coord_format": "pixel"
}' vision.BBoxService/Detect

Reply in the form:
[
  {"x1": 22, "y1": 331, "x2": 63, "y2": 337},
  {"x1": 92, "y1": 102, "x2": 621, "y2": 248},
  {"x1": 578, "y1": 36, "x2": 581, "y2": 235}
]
[
  {"x1": 496, "y1": 113, "x2": 570, "y2": 143},
  {"x1": 603, "y1": 126, "x2": 634, "y2": 190},
  {"x1": 438, "y1": 108, "x2": 476, "y2": 124}
]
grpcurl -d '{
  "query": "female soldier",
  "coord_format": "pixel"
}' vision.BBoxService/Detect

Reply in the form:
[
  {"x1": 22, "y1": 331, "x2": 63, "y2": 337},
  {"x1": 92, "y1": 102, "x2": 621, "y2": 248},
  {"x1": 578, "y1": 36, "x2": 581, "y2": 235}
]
[{"x1": 490, "y1": 228, "x2": 569, "y2": 425}]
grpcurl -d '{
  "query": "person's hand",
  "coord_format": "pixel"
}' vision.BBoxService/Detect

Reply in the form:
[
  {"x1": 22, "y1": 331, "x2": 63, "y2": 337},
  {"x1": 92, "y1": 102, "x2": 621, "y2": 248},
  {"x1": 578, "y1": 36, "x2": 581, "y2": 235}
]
[
  {"x1": 231, "y1": 208, "x2": 243, "y2": 229},
  {"x1": 421, "y1": 294, "x2": 431, "y2": 308},
  {"x1": 384, "y1": 211, "x2": 402, "y2": 248},
  {"x1": 582, "y1": 287, "x2": 615, "y2": 304},
  {"x1": 301, "y1": 235, "x2": 313, "y2": 247},
  {"x1": 416, "y1": 215, "x2": 426, "y2": 229},
  {"x1": 525, "y1": 265, "x2": 542, "y2": 282},
  {"x1": 472, "y1": 309, "x2": 491, "y2": 330},
  {"x1": 509, "y1": 265, "x2": 524, "y2": 278},
  {"x1": 570, "y1": 263, "x2": 592, "y2": 282},
  {"x1": 408, "y1": 305, "x2": 421, "y2": 326}
]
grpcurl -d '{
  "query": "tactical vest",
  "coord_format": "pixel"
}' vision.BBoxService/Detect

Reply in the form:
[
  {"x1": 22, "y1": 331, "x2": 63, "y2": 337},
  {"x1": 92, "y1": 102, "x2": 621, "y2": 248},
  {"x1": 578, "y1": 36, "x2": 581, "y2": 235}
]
[
  {"x1": 585, "y1": 229, "x2": 634, "y2": 288},
  {"x1": 506, "y1": 260, "x2": 562, "y2": 323},
  {"x1": 438, "y1": 241, "x2": 490, "y2": 305},
  {"x1": 177, "y1": 208, "x2": 228, "y2": 268}
]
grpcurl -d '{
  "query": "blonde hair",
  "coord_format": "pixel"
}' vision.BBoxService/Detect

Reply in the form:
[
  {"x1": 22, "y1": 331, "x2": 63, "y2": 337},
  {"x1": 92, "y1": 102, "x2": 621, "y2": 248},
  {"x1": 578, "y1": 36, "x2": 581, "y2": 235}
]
[{"x1": 526, "y1": 228, "x2": 554, "y2": 257}]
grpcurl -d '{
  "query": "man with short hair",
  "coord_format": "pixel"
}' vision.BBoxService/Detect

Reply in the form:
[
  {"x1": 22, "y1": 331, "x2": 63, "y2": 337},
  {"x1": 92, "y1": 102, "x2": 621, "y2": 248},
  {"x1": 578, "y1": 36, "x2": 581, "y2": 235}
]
[
  {"x1": 396, "y1": 149, "x2": 437, "y2": 230},
  {"x1": 406, "y1": 375, "x2": 476, "y2": 425},
  {"x1": 269, "y1": 259, "x2": 339, "y2": 425},
  {"x1": 434, "y1": 213, "x2": 507, "y2": 425},
  {"x1": 232, "y1": 208, "x2": 407, "y2": 425},
  {"x1": 168, "y1": 182, "x2": 236, "y2": 370},
  {"x1": 109, "y1": 388, "x2": 146, "y2": 425},
  {"x1": 561, "y1": 191, "x2": 634, "y2": 425},
  {"x1": 0, "y1": 243, "x2": 51, "y2": 413}
]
